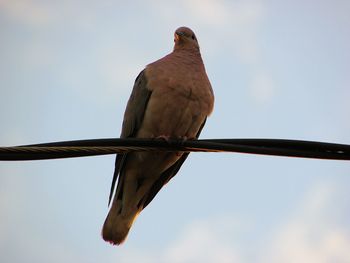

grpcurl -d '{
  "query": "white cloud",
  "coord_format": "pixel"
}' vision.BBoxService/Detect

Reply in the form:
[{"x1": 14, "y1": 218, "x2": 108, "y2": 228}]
[
  {"x1": 263, "y1": 182, "x2": 350, "y2": 263},
  {"x1": 1, "y1": 0, "x2": 271, "y2": 101},
  {"x1": 164, "y1": 217, "x2": 243, "y2": 263},
  {"x1": 117, "y1": 182, "x2": 350, "y2": 263},
  {"x1": 0, "y1": 0, "x2": 98, "y2": 30},
  {"x1": 183, "y1": 0, "x2": 231, "y2": 26},
  {"x1": 0, "y1": 172, "x2": 82, "y2": 263},
  {"x1": 2, "y1": 173, "x2": 348, "y2": 263},
  {"x1": 0, "y1": 0, "x2": 54, "y2": 26},
  {"x1": 150, "y1": 0, "x2": 265, "y2": 61},
  {"x1": 165, "y1": 0, "x2": 275, "y2": 105},
  {"x1": 250, "y1": 71, "x2": 275, "y2": 104},
  {"x1": 94, "y1": 43, "x2": 147, "y2": 95},
  {"x1": 118, "y1": 216, "x2": 245, "y2": 263}
]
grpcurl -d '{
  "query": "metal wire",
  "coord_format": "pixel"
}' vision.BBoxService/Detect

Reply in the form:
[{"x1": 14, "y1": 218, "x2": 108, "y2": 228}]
[{"x1": 1, "y1": 138, "x2": 350, "y2": 161}]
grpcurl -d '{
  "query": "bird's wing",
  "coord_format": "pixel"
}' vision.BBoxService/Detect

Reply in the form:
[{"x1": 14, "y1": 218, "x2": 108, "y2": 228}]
[
  {"x1": 108, "y1": 70, "x2": 152, "y2": 205},
  {"x1": 141, "y1": 118, "x2": 207, "y2": 209}
]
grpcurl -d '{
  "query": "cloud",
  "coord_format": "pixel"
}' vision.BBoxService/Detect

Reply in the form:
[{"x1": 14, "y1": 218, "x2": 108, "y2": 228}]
[
  {"x1": 183, "y1": 0, "x2": 231, "y2": 26},
  {"x1": 169, "y1": 0, "x2": 275, "y2": 104},
  {"x1": 0, "y1": 170, "x2": 82, "y2": 263},
  {"x1": 0, "y1": 0, "x2": 100, "y2": 30},
  {"x1": 0, "y1": 0, "x2": 54, "y2": 26},
  {"x1": 263, "y1": 182, "x2": 350, "y2": 263},
  {"x1": 2, "y1": 169, "x2": 348, "y2": 263},
  {"x1": 1, "y1": 0, "x2": 271, "y2": 101},
  {"x1": 163, "y1": 217, "x2": 244, "y2": 263},
  {"x1": 117, "y1": 182, "x2": 350, "y2": 263},
  {"x1": 150, "y1": 0, "x2": 265, "y2": 60},
  {"x1": 250, "y1": 71, "x2": 275, "y2": 104},
  {"x1": 118, "y1": 216, "x2": 245, "y2": 263}
]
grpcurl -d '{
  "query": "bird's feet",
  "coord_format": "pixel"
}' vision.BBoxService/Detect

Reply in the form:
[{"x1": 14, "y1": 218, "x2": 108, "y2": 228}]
[
  {"x1": 154, "y1": 135, "x2": 195, "y2": 142},
  {"x1": 155, "y1": 135, "x2": 171, "y2": 142},
  {"x1": 154, "y1": 135, "x2": 195, "y2": 156}
]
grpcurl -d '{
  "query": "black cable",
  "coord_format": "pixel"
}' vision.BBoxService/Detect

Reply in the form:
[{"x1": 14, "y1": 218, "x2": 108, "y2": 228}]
[{"x1": 0, "y1": 138, "x2": 350, "y2": 161}]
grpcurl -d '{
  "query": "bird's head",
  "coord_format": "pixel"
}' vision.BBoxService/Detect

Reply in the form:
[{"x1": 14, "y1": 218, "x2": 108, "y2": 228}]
[{"x1": 173, "y1": 27, "x2": 199, "y2": 51}]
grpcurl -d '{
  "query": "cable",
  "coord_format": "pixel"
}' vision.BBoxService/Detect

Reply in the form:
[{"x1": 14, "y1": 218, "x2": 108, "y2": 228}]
[{"x1": 1, "y1": 138, "x2": 350, "y2": 161}]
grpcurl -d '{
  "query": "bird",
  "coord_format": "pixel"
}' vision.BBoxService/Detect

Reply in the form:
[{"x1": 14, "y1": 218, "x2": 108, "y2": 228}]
[{"x1": 102, "y1": 26, "x2": 214, "y2": 245}]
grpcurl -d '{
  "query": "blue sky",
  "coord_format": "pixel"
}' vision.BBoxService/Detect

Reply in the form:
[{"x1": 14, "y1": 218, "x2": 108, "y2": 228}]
[{"x1": 1, "y1": 0, "x2": 350, "y2": 262}]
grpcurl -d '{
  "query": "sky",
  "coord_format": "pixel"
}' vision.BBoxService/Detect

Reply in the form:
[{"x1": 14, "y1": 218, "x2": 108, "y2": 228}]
[{"x1": 0, "y1": 0, "x2": 350, "y2": 262}]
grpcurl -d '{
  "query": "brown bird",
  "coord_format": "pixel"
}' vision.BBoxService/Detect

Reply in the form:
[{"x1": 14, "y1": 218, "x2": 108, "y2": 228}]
[{"x1": 102, "y1": 26, "x2": 214, "y2": 245}]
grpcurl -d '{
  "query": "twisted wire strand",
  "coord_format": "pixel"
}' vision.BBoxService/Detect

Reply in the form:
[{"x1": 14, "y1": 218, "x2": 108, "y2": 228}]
[{"x1": 0, "y1": 138, "x2": 350, "y2": 161}]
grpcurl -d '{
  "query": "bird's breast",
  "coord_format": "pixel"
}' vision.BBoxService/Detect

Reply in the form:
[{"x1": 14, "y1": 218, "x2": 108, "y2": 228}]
[{"x1": 137, "y1": 81, "x2": 211, "y2": 139}]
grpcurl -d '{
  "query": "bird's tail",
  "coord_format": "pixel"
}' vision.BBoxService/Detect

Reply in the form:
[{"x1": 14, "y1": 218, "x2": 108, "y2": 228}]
[{"x1": 102, "y1": 199, "x2": 141, "y2": 245}]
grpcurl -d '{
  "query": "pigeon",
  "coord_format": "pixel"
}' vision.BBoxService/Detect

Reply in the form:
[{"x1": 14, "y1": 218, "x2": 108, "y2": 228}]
[{"x1": 102, "y1": 26, "x2": 214, "y2": 245}]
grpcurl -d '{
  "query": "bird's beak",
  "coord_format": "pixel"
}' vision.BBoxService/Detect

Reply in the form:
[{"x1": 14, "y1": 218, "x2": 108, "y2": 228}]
[
  {"x1": 174, "y1": 32, "x2": 183, "y2": 42},
  {"x1": 174, "y1": 32, "x2": 180, "y2": 42}
]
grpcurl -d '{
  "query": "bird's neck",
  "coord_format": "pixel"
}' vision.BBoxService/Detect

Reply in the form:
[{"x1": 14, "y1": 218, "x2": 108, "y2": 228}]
[
  {"x1": 173, "y1": 44, "x2": 200, "y2": 53},
  {"x1": 173, "y1": 47, "x2": 201, "y2": 60}
]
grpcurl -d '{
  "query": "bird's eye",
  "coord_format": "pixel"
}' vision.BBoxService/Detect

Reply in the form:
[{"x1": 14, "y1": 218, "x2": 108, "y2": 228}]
[{"x1": 191, "y1": 34, "x2": 196, "y2": 40}]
